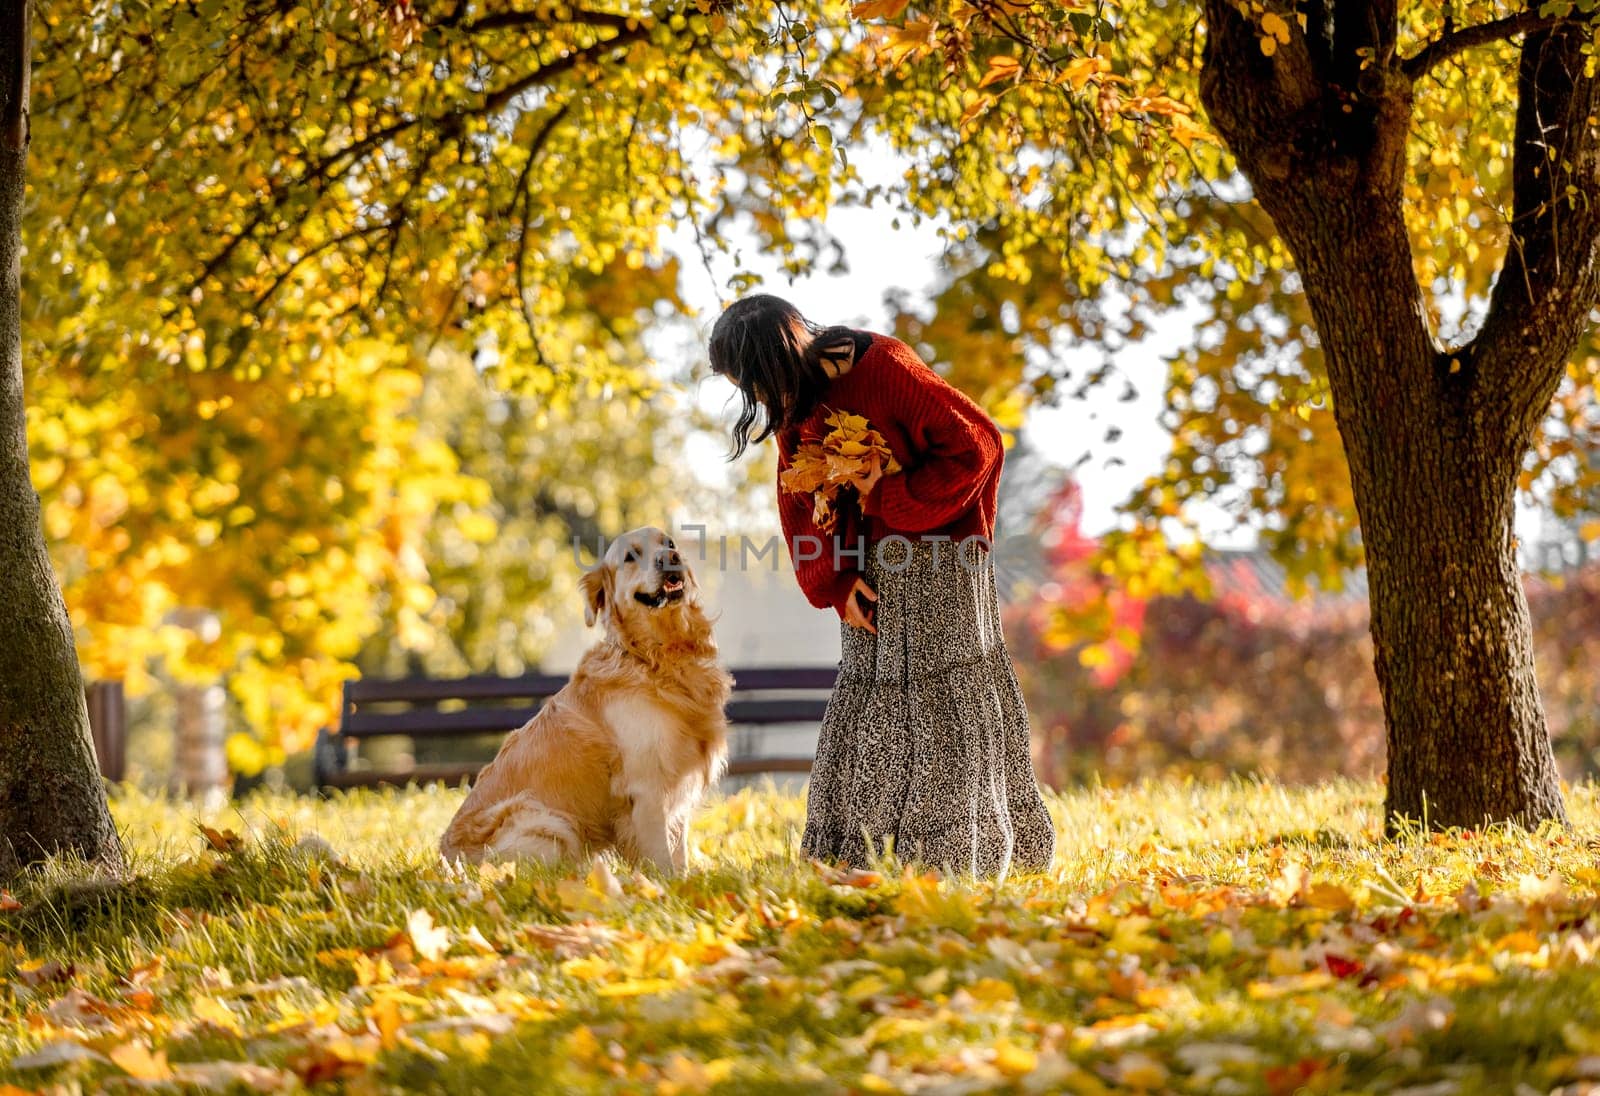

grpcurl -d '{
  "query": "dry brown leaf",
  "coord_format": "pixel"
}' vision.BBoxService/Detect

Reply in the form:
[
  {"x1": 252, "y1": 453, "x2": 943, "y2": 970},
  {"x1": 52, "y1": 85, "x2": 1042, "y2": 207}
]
[{"x1": 200, "y1": 825, "x2": 245, "y2": 853}]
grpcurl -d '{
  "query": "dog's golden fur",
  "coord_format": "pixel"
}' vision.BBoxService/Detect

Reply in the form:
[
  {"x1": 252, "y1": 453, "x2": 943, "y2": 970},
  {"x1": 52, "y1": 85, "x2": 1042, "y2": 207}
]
[{"x1": 440, "y1": 527, "x2": 731, "y2": 873}]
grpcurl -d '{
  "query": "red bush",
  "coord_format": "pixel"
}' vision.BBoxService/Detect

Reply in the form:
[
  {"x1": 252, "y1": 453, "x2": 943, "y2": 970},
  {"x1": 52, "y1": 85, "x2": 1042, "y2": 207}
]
[{"x1": 1011, "y1": 485, "x2": 1600, "y2": 786}]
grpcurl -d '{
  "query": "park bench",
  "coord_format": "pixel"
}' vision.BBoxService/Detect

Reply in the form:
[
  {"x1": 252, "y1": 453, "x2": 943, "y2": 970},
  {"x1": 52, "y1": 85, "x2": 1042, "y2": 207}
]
[{"x1": 313, "y1": 666, "x2": 837, "y2": 790}]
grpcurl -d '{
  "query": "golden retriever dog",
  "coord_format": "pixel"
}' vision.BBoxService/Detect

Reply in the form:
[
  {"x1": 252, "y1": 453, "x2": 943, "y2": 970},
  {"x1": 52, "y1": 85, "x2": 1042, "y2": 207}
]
[{"x1": 440, "y1": 527, "x2": 731, "y2": 874}]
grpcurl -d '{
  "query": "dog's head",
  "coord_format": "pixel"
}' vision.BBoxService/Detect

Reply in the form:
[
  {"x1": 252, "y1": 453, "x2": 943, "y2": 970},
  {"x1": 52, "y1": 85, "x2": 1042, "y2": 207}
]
[{"x1": 579, "y1": 527, "x2": 701, "y2": 640}]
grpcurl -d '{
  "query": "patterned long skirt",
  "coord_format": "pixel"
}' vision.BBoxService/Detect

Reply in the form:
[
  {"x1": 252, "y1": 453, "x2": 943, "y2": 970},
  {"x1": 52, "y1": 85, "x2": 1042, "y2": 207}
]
[{"x1": 800, "y1": 538, "x2": 1056, "y2": 877}]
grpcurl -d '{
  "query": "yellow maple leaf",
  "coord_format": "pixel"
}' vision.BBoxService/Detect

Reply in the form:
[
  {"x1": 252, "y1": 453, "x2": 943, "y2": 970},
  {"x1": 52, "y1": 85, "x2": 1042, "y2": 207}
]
[
  {"x1": 825, "y1": 409, "x2": 871, "y2": 434},
  {"x1": 779, "y1": 447, "x2": 831, "y2": 495},
  {"x1": 979, "y1": 55, "x2": 1021, "y2": 89},
  {"x1": 594, "y1": 977, "x2": 677, "y2": 998},
  {"x1": 1306, "y1": 881, "x2": 1356, "y2": 911},
  {"x1": 368, "y1": 992, "x2": 404, "y2": 1049},
  {"x1": 883, "y1": 21, "x2": 936, "y2": 68},
  {"x1": 1268, "y1": 860, "x2": 1309, "y2": 905},
  {"x1": 407, "y1": 908, "x2": 451, "y2": 962},
  {"x1": 110, "y1": 1041, "x2": 172, "y2": 1081},
  {"x1": 1168, "y1": 114, "x2": 1217, "y2": 150},
  {"x1": 994, "y1": 1040, "x2": 1038, "y2": 1076},
  {"x1": 968, "y1": 977, "x2": 1017, "y2": 1003},
  {"x1": 812, "y1": 493, "x2": 837, "y2": 531},
  {"x1": 845, "y1": 973, "x2": 892, "y2": 1000},
  {"x1": 191, "y1": 995, "x2": 242, "y2": 1035},
  {"x1": 782, "y1": 412, "x2": 901, "y2": 531},
  {"x1": 826, "y1": 453, "x2": 868, "y2": 485},
  {"x1": 852, "y1": 0, "x2": 909, "y2": 19},
  {"x1": 1112, "y1": 1053, "x2": 1169, "y2": 1088},
  {"x1": 1059, "y1": 55, "x2": 1108, "y2": 91},
  {"x1": 960, "y1": 93, "x2": 994, "y2": 129}
]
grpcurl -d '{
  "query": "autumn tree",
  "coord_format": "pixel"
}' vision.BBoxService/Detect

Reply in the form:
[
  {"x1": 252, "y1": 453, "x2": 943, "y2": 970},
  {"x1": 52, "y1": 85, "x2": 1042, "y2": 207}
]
[
  {"x1": 0, "y1": 0, "x2": 122, "y2": 877},
  {"x1": 0, "y1": 0, "x2": 737, "y2": 859},
  {"x1": 26, "y1": 4, "x2": 738, "y2": 770},
  {"x1": 829, "y1": 1, "x2": 1600, "y2": 830},
  {"x1": 1198, "y1": 2, "x2": 1597, "y2": 830}
]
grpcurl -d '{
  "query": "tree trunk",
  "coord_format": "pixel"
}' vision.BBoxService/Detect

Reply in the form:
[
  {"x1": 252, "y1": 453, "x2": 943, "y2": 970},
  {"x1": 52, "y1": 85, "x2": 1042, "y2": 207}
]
[
  {"x1": 1199, "y1": 1, "x2": 1584, "y2": 831},
  {"x1": 1292, "y1": 221, "x2": 1564, "y2": 830},
  {"x1": 1271, "y1": 191, "x2": 1568, "y2": 830},
  {"x1": 1356, "y1": 415, "x2": 1566, "y2": 829},
  {"x1": 0, "y1": 1, "x2": 125, "y2": 879}
]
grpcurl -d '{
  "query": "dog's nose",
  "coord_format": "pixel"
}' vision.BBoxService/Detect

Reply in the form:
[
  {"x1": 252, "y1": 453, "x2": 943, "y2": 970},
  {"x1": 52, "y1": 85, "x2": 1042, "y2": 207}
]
[{"x1": 659, "y1": 547, "x2": 682, "y2": 571}]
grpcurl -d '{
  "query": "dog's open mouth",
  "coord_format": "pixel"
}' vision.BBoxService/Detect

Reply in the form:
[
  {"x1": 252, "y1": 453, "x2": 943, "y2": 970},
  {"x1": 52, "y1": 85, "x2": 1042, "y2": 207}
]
[{"x1": 633, "y1": 575, "x2": 686, "y2": 608}]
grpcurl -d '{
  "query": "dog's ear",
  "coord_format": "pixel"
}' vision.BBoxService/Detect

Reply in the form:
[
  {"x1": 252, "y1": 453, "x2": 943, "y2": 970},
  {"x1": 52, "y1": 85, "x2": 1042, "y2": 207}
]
[{"x1": 580, "y1": 565, "x2": 609, "y2": 627}]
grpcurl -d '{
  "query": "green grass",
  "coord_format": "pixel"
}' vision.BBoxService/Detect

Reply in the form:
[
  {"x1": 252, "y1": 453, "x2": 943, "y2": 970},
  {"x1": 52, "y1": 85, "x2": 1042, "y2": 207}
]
[{"x1": 4, "y1": 779, "x2": 1600, "y2": 1093}]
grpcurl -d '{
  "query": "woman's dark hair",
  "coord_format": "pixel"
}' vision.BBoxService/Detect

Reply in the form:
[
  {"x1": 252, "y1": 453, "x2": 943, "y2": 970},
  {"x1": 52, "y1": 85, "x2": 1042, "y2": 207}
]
[{"x1": 709, "y1": 294, "x2": 855, "y2": 459}]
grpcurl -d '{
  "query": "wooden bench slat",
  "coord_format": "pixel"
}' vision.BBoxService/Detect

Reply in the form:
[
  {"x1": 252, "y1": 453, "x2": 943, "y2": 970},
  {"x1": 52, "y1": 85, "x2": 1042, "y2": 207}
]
[
  {"x1": 345, "y1": 674, "x2": 569, "y2": 705},
  {"x1": 728, "y1": 667, "x2": 838, "y2": 690},
  {"x1": 320, "y1": 755, "x2": 814, "y2": 790},
  {"x1": 342, "y1": 707, "x2": 540, "y2": 737},
  {"x1": 344, "y1": 666, "x2": 837, "y2": 708},
  {"x1": 725, "y1": 698, "x2": 830, "y2": 723},
  {"x1": 726, "y1": 757, "x2": 813, "y2": 776},
  {"x1": 321, "y1": 763, "x2": 481, "y2": 789},
  {"x1": 345, "y1": 700, "x2": 830, "y2": 738}
]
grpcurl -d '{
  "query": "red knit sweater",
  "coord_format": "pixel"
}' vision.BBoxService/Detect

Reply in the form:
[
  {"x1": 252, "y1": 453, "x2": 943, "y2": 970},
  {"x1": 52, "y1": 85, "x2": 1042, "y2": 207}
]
[{"x1": 775, "y1": 333, "x2": 1004, "y2": 619}]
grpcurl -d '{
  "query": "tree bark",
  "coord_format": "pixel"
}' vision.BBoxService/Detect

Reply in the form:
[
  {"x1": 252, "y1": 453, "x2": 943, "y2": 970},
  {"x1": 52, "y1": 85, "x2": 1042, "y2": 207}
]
[
  {"x1": 0, "y1": 0, "x2": 125, "y2": 878},
  {"x1": 1200, "y1": 0, "x2": 1595, "y2": 830},
  {"x1": 1358, "y1": 416, "x2": 1566, "y2": 828}
]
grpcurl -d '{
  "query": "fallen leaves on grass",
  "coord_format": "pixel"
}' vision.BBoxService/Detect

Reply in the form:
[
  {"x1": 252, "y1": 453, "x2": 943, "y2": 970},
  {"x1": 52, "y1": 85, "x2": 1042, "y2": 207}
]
[{"x1": 4, "y1": 782, "x2": 1600, "y2": 1092}]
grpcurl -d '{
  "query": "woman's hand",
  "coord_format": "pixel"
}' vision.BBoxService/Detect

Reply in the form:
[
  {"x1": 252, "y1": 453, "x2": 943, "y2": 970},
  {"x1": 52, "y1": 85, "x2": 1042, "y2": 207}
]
[
  {"x1": 843, "y1": 577, "x2": 878, "y2": 634},
  {"x1": 852, "y1": 451, "x2": 887, "y2": 500}
]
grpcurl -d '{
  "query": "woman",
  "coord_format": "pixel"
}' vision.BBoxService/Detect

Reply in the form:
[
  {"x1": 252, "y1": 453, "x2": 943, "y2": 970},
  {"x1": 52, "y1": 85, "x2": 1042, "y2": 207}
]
[{"x1": 709, "y1": 294, "x2": 1055, "y2": 877}]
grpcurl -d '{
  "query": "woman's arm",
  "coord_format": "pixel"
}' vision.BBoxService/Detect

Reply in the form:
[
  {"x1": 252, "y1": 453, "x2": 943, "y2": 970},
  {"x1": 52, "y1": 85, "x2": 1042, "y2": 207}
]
[
  {"x1": 777, "y1": 442, "x2": 865, "y2": 618},
  {"x1": 863, "y1": 344, "x2": 1003, "y2": 533}
]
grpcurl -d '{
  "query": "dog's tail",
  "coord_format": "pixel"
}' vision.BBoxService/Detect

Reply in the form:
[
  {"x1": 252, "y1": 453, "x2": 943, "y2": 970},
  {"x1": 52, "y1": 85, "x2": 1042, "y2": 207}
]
[
  {"x1": 441, "y1": 792, "x2": 579, "y2": 865},
  {"x1": 440, "y1": 801, "x2": 505, "y2": 864}
]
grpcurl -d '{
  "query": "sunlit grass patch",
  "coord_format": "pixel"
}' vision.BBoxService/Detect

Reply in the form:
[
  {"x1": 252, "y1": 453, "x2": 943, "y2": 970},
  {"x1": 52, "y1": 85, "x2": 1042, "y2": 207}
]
[{"x1": 2, "y1": 780, "x2": 1599, "y2": 1092}]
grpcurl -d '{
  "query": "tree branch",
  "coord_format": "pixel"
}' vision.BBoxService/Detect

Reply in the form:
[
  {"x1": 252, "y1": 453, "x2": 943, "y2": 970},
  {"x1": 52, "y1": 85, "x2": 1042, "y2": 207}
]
[
  {"x1": 250, "y1": 219, "x2": 397, "y2": 312},
  {"x1": 459, "y1": 8, "x2": 637, "y2": 35},
  {"x1": 1471, "y1": 21, "x2": 1600, "y2": 440},
  {"x1": 186, "y1": 19, "x2": 649, "y2": 301},
  {"x1": 1331, "y1": 0, "x2": 1397, "y2": 84},
  {"x1": 481, "y1": 22, "x2": 653, "y2": 114},
  {"x1": 1200, "y1": 0, "x2": 1438, "y2": 419},
  {"x1": 1401, "y1": 10, "x2": 1590, "y2": 81},
  {"x1": 513, "y1": 100, "x2": 575, "y2": 368},
  {"x1": 1298, "y1": 0, "x2": 1334, "y2": 75}
]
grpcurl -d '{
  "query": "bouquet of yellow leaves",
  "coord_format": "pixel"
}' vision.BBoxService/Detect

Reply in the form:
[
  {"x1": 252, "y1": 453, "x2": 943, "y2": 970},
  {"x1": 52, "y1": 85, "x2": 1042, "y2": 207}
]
[{"x1": 780, "y1": 410, "x2": 901, "y2": 531}]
